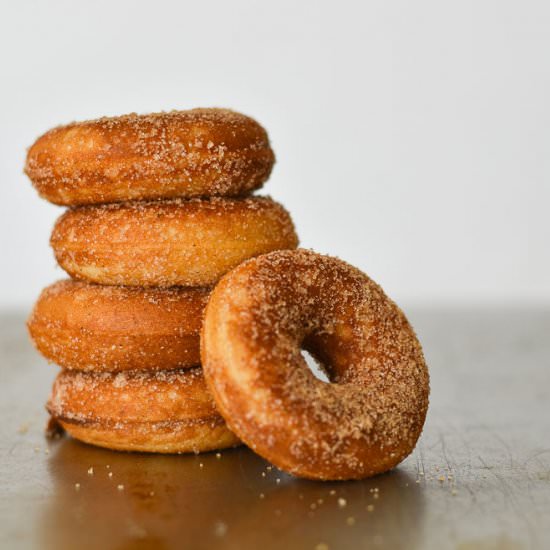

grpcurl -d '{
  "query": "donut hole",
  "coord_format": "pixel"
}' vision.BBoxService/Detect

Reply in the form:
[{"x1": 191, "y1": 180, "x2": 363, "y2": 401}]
[{"x1": 300, "y1": 349, "x2": 330, "y2": 383}]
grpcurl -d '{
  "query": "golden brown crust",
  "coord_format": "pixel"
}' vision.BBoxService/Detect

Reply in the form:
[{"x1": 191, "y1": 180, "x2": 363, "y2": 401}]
[
  {"x1": 25, "y1": 108, "x2": 274, "y2": 206},
  {"x1": 28, "y1": 280, "x2": 208, "y2": 371},
  {"x1": 56, "y1": 419, "x2": 240, "y2": 454},
  {"x1": 50, "y1": 196, "x2": 298, "y2": 287},
  {"x1": 201, "y1": 249, "x2": 430, "y2": 480},
  {"x1": 48, "y1": 368, "x2": 241, "y2": 453}
]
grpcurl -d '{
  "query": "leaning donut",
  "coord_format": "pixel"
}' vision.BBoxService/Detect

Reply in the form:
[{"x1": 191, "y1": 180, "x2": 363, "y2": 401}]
[
  {"x1": 28, "y1": 280, "x2": 208, "y2": 371},
  {"x1": 50, "y1": 197, "x2": 298, "y2": 287},
  {"x1": 25, "y1": 108, "x2": 274, "y2": 206},
  {"x1": 201, "y1": 249, "x2": 429, "y2": 480},
  {"x1": 48, "y1": 368, "x2": 240, "y2": 453}
]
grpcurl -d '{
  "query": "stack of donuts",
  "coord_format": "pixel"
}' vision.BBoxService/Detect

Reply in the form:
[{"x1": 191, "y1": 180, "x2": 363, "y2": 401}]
[
  {"x1": 26, "y1": 108, "x2": 298, "y2": 454},
  {"x1": 25, "y1": 106, "x2": 430, "y2": 481}
]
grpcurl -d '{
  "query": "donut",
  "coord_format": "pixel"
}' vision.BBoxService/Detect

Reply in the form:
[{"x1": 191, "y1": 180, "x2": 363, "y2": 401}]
[
  {"x1": 201, "y1": 249, "x2": 430, "y2": 480},
  {"x1": 28, "y1": 280, "x2": 208, "y2": 371},
  {"x1": 51, "y1": 196, "x2": 298, "y2": 287},
  {"x1": 25, "y1": 108, "x2": 275, "y2": 206},
  {"x1": 48, "y1": 368, "x2": 241, "y2": 453}
]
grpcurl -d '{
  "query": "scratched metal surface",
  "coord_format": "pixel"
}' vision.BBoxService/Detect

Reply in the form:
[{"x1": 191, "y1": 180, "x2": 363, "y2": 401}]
[{"x1": 1, "y1": 309, "x2": 549, "y2": 550}]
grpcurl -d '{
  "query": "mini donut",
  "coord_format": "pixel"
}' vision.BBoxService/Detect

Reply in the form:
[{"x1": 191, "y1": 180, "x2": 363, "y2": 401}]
[
  {"x1": 201, "y1": 249, "x2": 430, "y2": 480},
  {"x1": 48, "y1": 368, "x2": 241, "y2": 453},
  {"x1": 25, "y1": 108, "x2": 275, "y2": 206},
  {"x1": 51, "y1": 196, "x2": 298, "y2": 287},
  {"x1": 28, "y1": 280, "x2": 208, "y2": 371}
]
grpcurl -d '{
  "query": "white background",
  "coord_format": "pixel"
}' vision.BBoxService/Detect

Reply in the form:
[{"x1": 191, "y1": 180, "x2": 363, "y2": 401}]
[{"x1": 1, "y1": 0, "x2": 549, "y2": 310}]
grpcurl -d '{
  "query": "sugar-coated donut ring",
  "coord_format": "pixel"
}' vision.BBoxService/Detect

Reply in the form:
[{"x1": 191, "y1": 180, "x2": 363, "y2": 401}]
[
  {"x1": 27, "y1": 280, "x2": 208, "y2": 371},
  {"x1": 25, "y1": 108, "x2": 275, "y2": 206},
  {"x1": 51, "y1": 196, "x2": 298, "y2": 287},
  {"x1": 201, "y1": 249, "x2": 430, "y2": 480},
  {"x1": 48, "y1": 368, "x2": 240, "y2": 453}
]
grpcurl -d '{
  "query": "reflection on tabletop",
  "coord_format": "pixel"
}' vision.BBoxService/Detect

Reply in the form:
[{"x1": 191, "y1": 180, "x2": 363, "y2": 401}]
[{"x1": 41, "y1": 437, "x2": 424, "y2": 550}]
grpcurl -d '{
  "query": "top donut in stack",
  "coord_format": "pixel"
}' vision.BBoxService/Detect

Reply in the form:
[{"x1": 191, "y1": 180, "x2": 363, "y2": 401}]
[
  {"x1": 26, "y1": 109, "x2": 298, "y2": 453},
  {"x1": 26, "y1": 108, "x2": 275, "y2": 205}
]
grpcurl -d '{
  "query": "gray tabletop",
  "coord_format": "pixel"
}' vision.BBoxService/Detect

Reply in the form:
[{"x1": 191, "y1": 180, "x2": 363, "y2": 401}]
[{"x1": 1, "y1": 309, "x2": 549, "y2": 550}]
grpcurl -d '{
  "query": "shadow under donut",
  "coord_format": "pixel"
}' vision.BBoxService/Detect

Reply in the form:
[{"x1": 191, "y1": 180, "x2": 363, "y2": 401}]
[{"x1": 40, "y1": 438, "x2": 425, "y2": 550}]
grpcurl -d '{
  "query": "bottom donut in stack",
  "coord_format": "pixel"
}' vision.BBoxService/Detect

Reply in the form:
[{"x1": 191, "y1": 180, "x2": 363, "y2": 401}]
[
  {"x1": 47, "y1": 369, "x2": 240, "y2": 453},
  {"x1": 28, "y1": 280, "x2": 240, "y2": 453}
]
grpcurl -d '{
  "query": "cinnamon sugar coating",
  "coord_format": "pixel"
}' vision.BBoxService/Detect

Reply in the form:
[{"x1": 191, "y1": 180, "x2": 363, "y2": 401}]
[
  {"x1": 28, "y1": 280, "x2": 209, "y2": 371},
  {"x1": 48, "y1": 368, "x2": 240, "y2": 453},
  {"x1": 50, "y1": 196, "x2": 298, "y2": 287},
  {"x1": 201, "y1": 249, "x2": 429, "y2": 480},
  {"x1": 25, "y1": 108, "x2": 274, "y2": 206}
]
